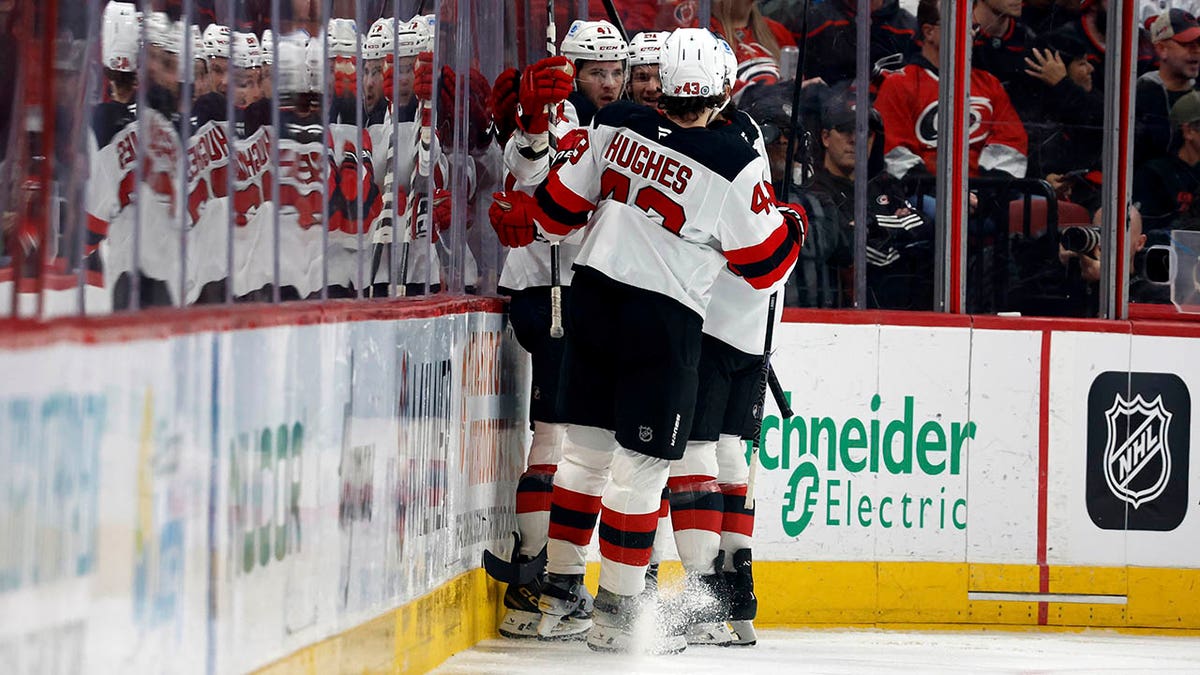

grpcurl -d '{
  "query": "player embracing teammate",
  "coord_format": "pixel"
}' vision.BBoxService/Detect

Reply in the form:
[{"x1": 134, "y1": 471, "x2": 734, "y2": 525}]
[
  {"x1": 489, "y1": 27, "x2": 803, "y2": 654},
  {"x1": 487, "y1": 18, "x2": 630, "y2": 642}
]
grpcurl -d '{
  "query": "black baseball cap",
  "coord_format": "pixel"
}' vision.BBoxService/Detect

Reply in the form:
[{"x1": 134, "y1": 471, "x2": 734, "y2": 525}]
[{"x1": 821, "y1": 88, "x2": 882, "y2": 133}]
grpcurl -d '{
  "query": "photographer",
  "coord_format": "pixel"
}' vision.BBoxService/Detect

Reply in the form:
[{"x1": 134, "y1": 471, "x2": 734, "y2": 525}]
[{"x1": 1052, "y1": 205, "x2": 1167, "y2": 314}]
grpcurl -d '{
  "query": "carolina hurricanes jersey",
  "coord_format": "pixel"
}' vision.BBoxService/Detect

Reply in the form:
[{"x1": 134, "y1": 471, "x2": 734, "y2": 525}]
[
  {"x1": 875, "y1": 56, "x2": 1027, "y2": 180},
  {"x1": 498, "y1": 92, "x2": 597, "y2": 292},
  {"x1": 702, "y1": 109, "x2": 803, "y2": 356},
  {"x1": 534, "y1": 101, "x2": 799, "y2": 318}
]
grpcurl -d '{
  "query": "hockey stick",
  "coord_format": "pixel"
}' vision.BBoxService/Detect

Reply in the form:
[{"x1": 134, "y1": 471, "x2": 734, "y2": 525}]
[
  {"x1": 598, "y1": 0, "x2": 628, "y2": 41},
  {"x1": 481, "y1": 531, "x2": 548, "y2": 585},
  {"x1": 781, "y1": 0, "x2": 813, "y2": 202},
  {"x1": 547, "y1": 0, "x2": 564, "y2": 338},
  {"x1": 768, "y1": 364, "x2": 793, "y2": 419},
  {"x1": 745, "y1": 291, "x2": 778, "y2": 509}
]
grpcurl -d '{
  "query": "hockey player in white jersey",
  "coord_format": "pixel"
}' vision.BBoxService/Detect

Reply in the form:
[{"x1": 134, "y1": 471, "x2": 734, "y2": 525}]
[
  {"x1": 620, "y1": 34, "x2": 804, "y2": 648},
  {"x1": 626, "y1": 30, "x2": 665, "y2": 108},
  {"x1": 203, "y1": 24, "x2": 231, "y2": 97},
  {"x1": 87, "y1": 1, "x2": 192, "y2": 311},
  {"x1": 668, "y1": 39, "x2": 804, "y2": 648},
  {"x1": 307, "y1": 18, "x2": 384, "y2": 296},
  {"x1": 484, "y1": 19, "x2": 627, "y2": 642},
  {"x1": 489, "y1": 28, "x2": 802, "y2": 654},
  {"x1": 84, "y1": 0, "x2": 141, "y2": 311},
  {"x1": 189, "y1": 25, "x2": 211, "y2": 101},
  {"x1": 363, "y1": 14, "x2": 461, "y2": 295}
]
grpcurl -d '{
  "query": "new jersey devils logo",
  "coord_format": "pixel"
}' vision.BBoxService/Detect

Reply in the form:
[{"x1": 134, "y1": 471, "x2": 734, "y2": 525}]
[{"x1": 1103, "y1": 393, "x2": 1173, "y2": 509}]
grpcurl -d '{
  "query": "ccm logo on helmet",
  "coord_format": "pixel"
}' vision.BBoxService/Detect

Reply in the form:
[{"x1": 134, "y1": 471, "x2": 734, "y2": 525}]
[{"x1": 673, "y1": 82, "x2": 711, "y2": 96}]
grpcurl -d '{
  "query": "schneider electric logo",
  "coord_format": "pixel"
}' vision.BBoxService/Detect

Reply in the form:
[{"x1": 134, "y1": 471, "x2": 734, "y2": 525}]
[{"x1": 763, "y1": 394, "x2": 974, "y2": 537}]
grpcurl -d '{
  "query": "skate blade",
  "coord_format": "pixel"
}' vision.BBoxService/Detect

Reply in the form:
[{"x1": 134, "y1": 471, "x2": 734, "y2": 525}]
[
  {"x1": 728, "y1": 620, "x2": 757, "y2": 646},
  {"x1": 536, "y1": 617, "x2": 592, "y2": 642},
  {"x1": 586, "y1": 626, "x2": 687, "y2": 655}
]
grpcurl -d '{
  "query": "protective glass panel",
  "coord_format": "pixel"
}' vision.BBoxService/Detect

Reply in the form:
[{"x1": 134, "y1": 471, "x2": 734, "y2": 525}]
[
  {"x1": 1130, "y1": 1, "x2": 1197, "y2": 312},
  {"x1": 963, "y1": 0, "x2": 1111, "y2": 317},
  {"x1": 764, "y1": 0, "x2": 933, "y2": 310}
]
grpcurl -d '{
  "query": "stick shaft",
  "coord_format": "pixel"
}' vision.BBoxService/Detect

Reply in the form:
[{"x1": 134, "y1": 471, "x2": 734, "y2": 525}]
[
  {"x1": 546, "y1": 0, "x2": 564, "y2": 338},
  {"x1": 746, "y1": 292, "x2": 779, "y2": 507}
]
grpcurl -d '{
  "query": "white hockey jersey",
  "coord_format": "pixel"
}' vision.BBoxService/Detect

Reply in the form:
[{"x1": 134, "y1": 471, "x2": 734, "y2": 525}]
[
  {"x1": 497, "y1": 94, "x2": 595, "y2": 292},
  {"x1": 702, "y1": 109, "x2": 803, "y2": 356},
  {"x1": 86, "y1": 103, "x2": 187, "y2": 305},
  {"x1": 534, "y1": 101, "x2": 800, "y2": 318}
]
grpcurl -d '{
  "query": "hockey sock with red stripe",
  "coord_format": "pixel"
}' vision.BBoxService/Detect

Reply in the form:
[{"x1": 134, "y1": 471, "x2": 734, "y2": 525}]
[
  {"x1": 720, "y1": 483, "x2": 755, "y2": 569},
  {"x1": 514, "y1": 422, "x2": 567, "y2": 557},
  {"x1": 546, "y1": 425, "x2": 616, "y2": 576},
  {"x1": 515, "y1": 464, "x2": 555, "y2": 558},
  {"x1": 669, "y1": 474, "x2": 724, "y2": 575},
  {"x1": 597, "y1": 448, "x2": 670, "y2": 596}
]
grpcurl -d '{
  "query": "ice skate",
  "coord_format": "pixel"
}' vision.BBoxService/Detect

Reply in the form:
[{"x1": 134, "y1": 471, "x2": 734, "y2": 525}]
[
  {"x1": 534, "y1": 573, "x2": 593, "y2": 640},
  {"x1": 587, "y1": 587, "x2": 687, "y2": 655},
  {"x1": 679, "y1": 566, "x2": 735, "y2": 646},
  {"x1": 726, "y1": 548, "x2": 758, "y2": 646},
  {"x1": 499, "y1": 560, "x2": 566, "y2": 639}
]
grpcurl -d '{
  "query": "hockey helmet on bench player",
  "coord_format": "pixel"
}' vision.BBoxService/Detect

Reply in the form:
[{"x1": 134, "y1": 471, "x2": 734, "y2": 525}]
[{"x1": 102, "y1": 1, "x2": 140, "y2": 73}]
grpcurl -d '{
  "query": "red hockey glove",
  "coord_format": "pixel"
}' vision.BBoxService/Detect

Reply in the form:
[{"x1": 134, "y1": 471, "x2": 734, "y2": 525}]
[
  {"x1": 489, "y1": 191, "x2": 539, "y2": 248},
  {"x1": 413, "y1": 51, "x2": 456, "y2": 113},
  {"x1": 518, "y1": 56, "x2": 574, "y2": 134},
  {"x1": 333, "y1": 56, "x2": 357, "y2": 98},
  {"x1": 777, "y1": 201, "x2": 808, "y2": 249},
  {"x1": 491, "y1": 67, "x2": 521, "y2": 144},
  {"x1": 381, "y1": 55, "x2": 395, "y2": 101}
]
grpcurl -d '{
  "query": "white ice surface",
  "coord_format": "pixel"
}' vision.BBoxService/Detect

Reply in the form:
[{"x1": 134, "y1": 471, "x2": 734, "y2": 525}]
[{"x1": 432, "y1": 629, "x2": 1200, "y2": 674}]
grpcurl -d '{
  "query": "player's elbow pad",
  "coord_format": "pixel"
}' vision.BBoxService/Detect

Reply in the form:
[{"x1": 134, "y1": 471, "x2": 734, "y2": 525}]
[
  {"x1": 778, "y1": 202, "x2": 808, "y2": 249},
  {"x1": 726, "y1": 221, "x2": 801, "y2": 290},
  {"x1": 533, "y1": 181, "x2": 590, "y2": 239}
]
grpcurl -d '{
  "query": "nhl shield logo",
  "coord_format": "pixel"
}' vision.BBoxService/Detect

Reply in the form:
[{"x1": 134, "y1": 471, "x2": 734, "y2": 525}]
[
  {"x1": 1102, "y1": 394, "x2": 1172, "y2": 509},
  {"x1": 638, "y1": 425, "x2": 653, "y2": 443},
  {"x1": 1086, "y1": 371, "x2": 1190, "y2": 531}
]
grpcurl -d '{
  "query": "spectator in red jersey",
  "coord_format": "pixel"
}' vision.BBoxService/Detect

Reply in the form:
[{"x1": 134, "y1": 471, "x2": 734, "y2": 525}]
[
  {"x1": 875, "y1": 0, "x2": 1028, "y2": 181},
  {"x1": 710, "y1": 0, "x2": 796, "y2": 97},
  {"x1": 761, "y1": 0, "x2": 916, "y2": 90},
  {"x1": 1135, "y1": 9, "x2": 1200, "y2": 170}
]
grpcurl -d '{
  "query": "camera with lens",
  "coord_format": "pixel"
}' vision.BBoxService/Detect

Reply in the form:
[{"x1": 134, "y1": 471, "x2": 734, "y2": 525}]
[{"x1": 1060, "y1": 226, "x2": 1101, "y2": 254}]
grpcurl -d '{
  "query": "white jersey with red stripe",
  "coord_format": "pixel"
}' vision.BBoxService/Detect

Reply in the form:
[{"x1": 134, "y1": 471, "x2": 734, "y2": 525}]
[
  {"x1": 535, "y1": 101, "x2": 799, "y2": 318},
  {"x1": 86, "y1": 104, "x2": 187, "y2": 305},
  {"x1": 497, "y1": 95, "x2": 591, "y2": 292},
  {"x1": 703, "y1": 109, "x2": 801, "y2": 356}
]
